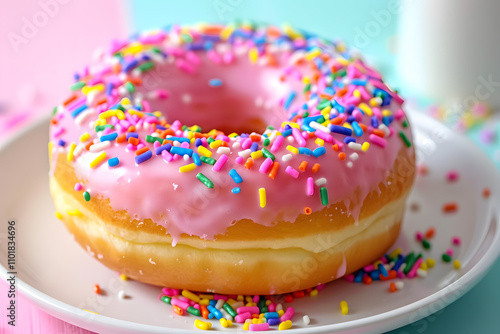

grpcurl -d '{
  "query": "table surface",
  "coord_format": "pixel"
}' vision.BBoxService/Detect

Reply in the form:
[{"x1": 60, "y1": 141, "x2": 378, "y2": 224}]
[{"x1": 1, "y1": 0, "x2": 500, "y2": 333}]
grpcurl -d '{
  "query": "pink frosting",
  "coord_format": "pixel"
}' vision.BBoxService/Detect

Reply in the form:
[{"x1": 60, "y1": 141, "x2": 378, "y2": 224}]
[{"x1": 49, "y1": 24, "x2": 413, "y2": 246}]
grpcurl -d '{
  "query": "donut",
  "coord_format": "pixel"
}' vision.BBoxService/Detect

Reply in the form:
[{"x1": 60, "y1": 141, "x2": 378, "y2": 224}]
[{"x1": 49, "y1": 23, "x2": 415, "y2": 295}]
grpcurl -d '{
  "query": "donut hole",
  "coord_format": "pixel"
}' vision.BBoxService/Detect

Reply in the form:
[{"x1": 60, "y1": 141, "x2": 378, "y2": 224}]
[{"x1": 140, "y1": 55, "x2": 295, "y2": 135}]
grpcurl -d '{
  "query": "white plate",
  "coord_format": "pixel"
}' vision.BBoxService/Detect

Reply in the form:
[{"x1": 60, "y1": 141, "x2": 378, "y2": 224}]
[{"x1": 1, "y1": 112, "x2": 500, "y2": 334}]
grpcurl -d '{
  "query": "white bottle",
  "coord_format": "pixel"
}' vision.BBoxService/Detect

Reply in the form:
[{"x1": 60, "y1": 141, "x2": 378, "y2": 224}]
[{"x1": 397, "y1": 0, "x2": 500, "y2": 112}]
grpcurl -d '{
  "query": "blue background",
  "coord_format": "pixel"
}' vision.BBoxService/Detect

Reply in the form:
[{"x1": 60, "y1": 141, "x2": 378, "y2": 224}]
[{"x1": 128, "y1": 1, "x2": 500, "y2": 333}]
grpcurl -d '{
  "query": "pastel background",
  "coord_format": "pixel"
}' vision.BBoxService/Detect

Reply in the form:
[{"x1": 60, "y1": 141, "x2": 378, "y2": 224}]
[{"x1": 1, "y1": 0, "x2": 499, "y2": 333}]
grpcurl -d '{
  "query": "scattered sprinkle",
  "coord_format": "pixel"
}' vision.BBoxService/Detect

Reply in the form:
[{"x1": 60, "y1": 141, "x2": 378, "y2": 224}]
[
  {"x1": 194, "y1": 319, "x2": 212, "y2": 330},
  {"x1": 442, "y1": 253, "x2": 452, "y2": 263},
  {"x1": 66, "y1": 209, "x2": 82, "y2": 216},
  {"x1": 220, "y1": 318, "x2": 232, "y2": 328},
  {"x1": 443, "y1": 202, "x2": 458, "y2": 213},
  {"x1": 89, "y1": 152, "x2": 107, "y2": 168},
  {"x1": 259, "y1": 188, "x2": 267, "y2": 208},
  {"x1": 83, "y1": 191, "x2": 91, "y2": 202},
  {"x1": 398, "y1": 131, "x2": 411, "y2": 147},
  {"x1": 209, "y1": 78, "x2": 222, "y2": 87},
  {"x1": 196, "y1": 173, "x2": 214, "y2": 188},
  {"x1": 117, "y1": 290, "x2": 127, "y2": 300},
  {"x1": 446, "y1": 170, "x2": 459, "y2": 182},
  {"x1": 417, "y1": 164, "x2": 428, "y2": 175},
  {"x1": 425, "y1": 227, "x2": 435, "y2": 239},
  {"x1": 285, "y1": 166, "x2": 299, "y2": 178},
  {"x1": 320, "y1": 187, "x2": 329, "y2": 206},
  {"x1": 340, "y1": 301, "x2": 349, "y2": 315},
  {"x1": 108, "y1": 157, "x2": 119, "y2": 167},
  {"x1": 279, "y1": 320, "x2": 293, "y2": 330}
]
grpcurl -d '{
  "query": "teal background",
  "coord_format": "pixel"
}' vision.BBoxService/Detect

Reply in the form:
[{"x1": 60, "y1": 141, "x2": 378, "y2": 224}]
[
  {"x1": 128, "y1": 0, "x2": 400, "y2": 85},
  {"x1": 128, "y1": 1, "x2": 500, "y2": 333}
]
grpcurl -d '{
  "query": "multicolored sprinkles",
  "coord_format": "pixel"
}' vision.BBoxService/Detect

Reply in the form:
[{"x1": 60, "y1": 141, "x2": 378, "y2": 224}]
[
  {"x1": 84, "y1": 159, "x2": 487, "y2": 330},
  {"x1": 158, "y1": 284, "x2": 327, "y2": 331},
  {"x1": 50, "y1": 21, "x2": 412, "y2": 215},
  {"x1": 151, "y1": 235, "x2": 463, "y2": 330},
  {"x1": 46, "y1": 21, "x2": 498, "y2": 332}
]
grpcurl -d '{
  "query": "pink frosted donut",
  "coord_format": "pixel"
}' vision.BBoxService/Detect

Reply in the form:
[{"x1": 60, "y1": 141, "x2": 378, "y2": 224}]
[{"x1": 49, "y1": 23, "x2": 415, "y2": 294}]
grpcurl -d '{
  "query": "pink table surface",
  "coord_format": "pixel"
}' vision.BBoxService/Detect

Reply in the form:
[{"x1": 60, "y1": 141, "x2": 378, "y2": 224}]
[
  {"x1": 0, "y1": 280, "x2": 96, "y2": 334},
  {"x1": 0, "y1": 0, "x2": 128, "y2": 333}
]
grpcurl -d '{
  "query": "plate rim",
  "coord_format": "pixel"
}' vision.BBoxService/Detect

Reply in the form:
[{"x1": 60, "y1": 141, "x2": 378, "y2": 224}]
[{"x1": 1, "y1": 112, "x2": 500, "y2": 333}]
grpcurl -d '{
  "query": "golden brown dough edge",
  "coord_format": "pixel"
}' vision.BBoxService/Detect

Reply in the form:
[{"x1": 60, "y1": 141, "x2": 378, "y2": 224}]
[
  {"x1": 50, "y1": 145, "x2": 414, "y2": 294},
  {"x1": 50, "y1": 148, "x2": 415, "y2": 248},
  {"x1": 51, "y1": 175, "x2": 405, "y2": 294}
]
